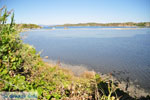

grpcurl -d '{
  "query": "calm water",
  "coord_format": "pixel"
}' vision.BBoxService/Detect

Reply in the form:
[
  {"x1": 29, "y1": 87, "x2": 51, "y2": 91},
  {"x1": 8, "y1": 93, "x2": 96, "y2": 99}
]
[{"x1": 22, "y1": 27, "x2": 150, "y2": 91}]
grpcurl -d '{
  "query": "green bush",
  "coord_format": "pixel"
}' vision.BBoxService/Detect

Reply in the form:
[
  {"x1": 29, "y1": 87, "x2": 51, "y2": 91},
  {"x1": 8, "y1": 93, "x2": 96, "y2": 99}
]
[{"x1": 0, "y1": 7, "x2": 40, "y2": 92}]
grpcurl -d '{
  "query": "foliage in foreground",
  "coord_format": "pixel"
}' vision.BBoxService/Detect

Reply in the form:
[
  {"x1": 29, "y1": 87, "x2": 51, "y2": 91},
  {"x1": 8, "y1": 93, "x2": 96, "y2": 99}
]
[{"x1": 0, "y1": 7, "x2": 150, "y2": 100}]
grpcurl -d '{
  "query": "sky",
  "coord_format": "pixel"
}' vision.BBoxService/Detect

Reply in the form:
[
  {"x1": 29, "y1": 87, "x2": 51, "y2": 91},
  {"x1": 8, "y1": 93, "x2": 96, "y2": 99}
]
[{"x1": 0, "y1": 0, "x2": 150, "y2": 25}]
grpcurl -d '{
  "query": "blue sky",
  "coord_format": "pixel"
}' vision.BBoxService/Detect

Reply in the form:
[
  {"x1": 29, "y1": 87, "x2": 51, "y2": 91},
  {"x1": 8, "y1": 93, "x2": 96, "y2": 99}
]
[{"x1": 0, "y1": 0, "x2": 150, "y2": 25}]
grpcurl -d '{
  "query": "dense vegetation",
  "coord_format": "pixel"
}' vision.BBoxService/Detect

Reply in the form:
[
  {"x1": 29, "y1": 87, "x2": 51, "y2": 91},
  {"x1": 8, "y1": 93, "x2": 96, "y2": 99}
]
[
  {"x1": 0, "y1": 7, "x2": 150, "y2": 100},
  {"x1": 16, "y1": 24, "x2": 42, "y2": 29},
  {"x1": 55, "y1": 22, "x2": 150, "y2": 27}
]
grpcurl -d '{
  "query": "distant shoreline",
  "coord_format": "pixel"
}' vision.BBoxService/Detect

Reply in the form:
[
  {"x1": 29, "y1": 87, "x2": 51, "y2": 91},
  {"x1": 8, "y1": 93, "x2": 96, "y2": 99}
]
[
  {"x1": 45, "y1": 27, "x2": 147, "y2": 31},
  {"x1": 52, "y1": 22, "x2": 150, "y2": 27}
]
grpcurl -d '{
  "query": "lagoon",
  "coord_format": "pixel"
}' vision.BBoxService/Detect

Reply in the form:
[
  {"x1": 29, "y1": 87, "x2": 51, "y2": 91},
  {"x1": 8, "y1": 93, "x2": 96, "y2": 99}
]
[{"x1": 22, "y1": 27, "x2": 150, "y2": 91}]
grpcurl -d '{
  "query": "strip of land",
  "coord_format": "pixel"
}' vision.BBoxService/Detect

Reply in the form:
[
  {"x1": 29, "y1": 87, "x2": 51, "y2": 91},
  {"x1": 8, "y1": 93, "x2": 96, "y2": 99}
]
[{"x1": 54, "y1": 22, "x2": 150, "y2": 27}]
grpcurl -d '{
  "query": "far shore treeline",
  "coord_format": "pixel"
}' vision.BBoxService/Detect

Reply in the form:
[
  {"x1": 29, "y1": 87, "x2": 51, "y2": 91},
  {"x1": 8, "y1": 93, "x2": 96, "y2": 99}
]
[
  {"x1": 55, "y1": 22, "x2": 150, "y2": 27},
  {"x1": 15, "y1": 24, "x2": 42, "y2": 29},
  {"x1": 13, "y1": 22, "x2": 150, "y2": 29}
]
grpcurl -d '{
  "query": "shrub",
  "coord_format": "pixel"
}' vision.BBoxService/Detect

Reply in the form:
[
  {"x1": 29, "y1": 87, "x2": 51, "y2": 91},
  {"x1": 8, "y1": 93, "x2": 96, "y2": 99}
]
[{"x1": 0, "y1": 6, "x2": 40, "y2": 92}]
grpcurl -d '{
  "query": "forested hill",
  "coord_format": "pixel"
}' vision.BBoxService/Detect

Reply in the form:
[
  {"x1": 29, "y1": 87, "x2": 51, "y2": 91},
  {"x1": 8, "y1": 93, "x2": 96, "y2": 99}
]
[
  {"x1": 55, "y1": 22, "x2": 150, "y2": 27},
  {"x1": 16, "y1": 24, "x2": 42, "y2": 29}
]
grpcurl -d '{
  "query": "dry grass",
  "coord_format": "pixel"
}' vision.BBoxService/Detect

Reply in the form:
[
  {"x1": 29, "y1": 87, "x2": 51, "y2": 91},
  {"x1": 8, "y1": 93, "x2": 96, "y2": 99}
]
[{"x1": 80, "y1": 70, "x2": 96, "y2": 79}]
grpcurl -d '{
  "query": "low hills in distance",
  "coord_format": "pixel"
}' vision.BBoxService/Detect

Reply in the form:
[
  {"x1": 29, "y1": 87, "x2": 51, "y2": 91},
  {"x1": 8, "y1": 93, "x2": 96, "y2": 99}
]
[
  {"x1": 15, "y1": 22, "x2": 150, "y2": 30},
  {"x1": 54, "y1": 22, "x2": 150, "y2": 27},
  {"x1": 16, "y1": 24, "x2": 42, "y2": 29}
]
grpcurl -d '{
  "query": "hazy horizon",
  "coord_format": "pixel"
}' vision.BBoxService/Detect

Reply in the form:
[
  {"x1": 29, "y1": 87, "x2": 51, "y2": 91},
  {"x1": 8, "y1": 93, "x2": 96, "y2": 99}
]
[
  {"x1": 0, "y1": 0, "x2": 150, "y2": 25},
  {"x1": 39, "y1": 21, "x2": 150, "y2": 26}
]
